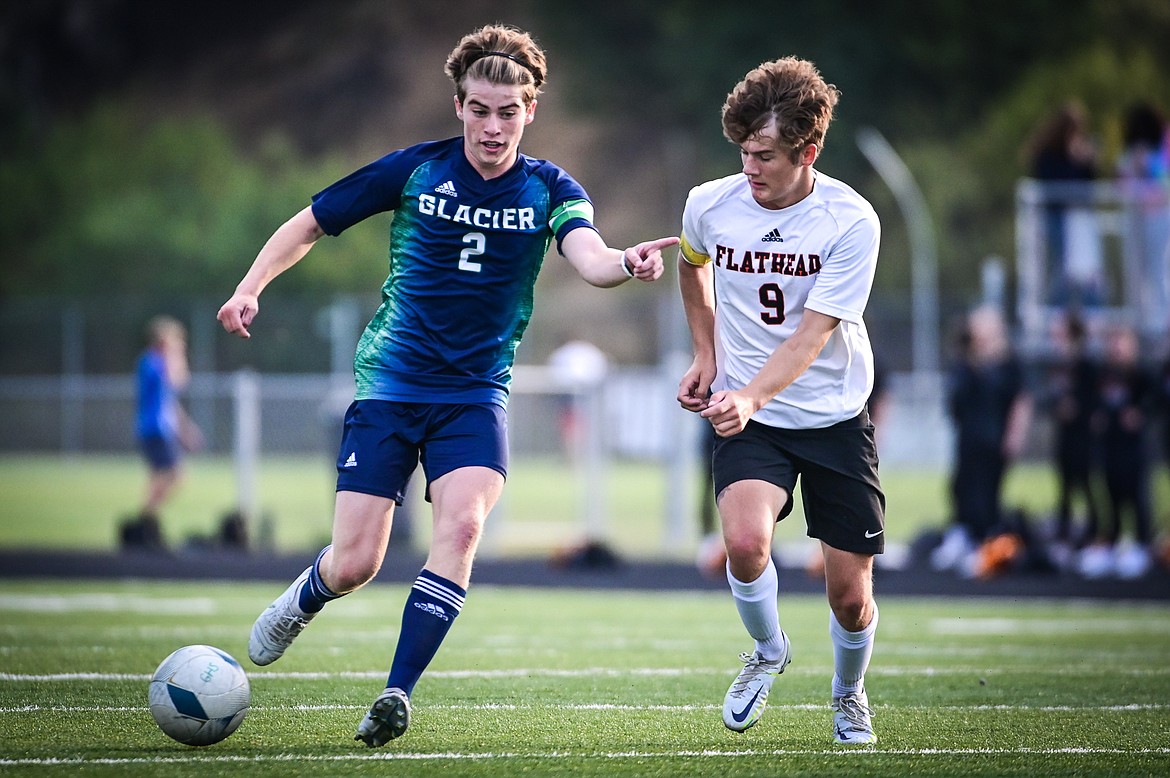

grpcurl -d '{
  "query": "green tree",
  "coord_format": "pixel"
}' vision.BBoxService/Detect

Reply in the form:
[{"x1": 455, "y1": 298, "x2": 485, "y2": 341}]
[{"x1": 0, "y1": 104, "x2": 388, "y2": 297}]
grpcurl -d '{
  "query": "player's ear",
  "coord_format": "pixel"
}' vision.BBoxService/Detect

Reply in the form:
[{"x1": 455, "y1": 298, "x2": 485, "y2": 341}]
[
  {"x1": 799, "y1": 143, "x2": 819, "y2": 166},
  {"x1": 454, "y1": 94, "x2": 463, "y2": 121},
  {"x1": 524, "y1": 99, "x2": 537, "y2": 125}
]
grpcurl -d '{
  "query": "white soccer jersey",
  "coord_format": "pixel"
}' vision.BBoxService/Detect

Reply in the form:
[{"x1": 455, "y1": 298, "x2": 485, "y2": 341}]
[{"x1": 680, "y1": 170, "x2": 880, "y2": 429}]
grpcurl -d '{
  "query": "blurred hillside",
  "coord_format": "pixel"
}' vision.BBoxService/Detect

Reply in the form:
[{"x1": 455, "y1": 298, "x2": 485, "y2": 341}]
[
  {"x1": 2, "y1": 0, "x2": 1169, "y2": 372},
  {"x1": 1, "y1": 0, "x2": 691, "y2": 367}
]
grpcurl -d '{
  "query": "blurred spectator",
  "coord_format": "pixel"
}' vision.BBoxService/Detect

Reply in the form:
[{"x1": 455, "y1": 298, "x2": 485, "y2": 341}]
[
  {"x1": 932, "y1": 307, "x2": 1032, "y2": 575},
  {"x1": 547, "y1": 338, "x2": 609, "y2": 462},
  {"x1": 1079, "y1": 324, "x2": 1155, "y2": 579},
  {"x1": 1116, "y1": 101, "x2": 1170, "y2": 329},
  {"x1": 546, "y1": 338, "x2": 616, "y2": 571},
  {"x1": 1024, "y1": 101, "x2": 1102, "y2": 307},
  {"x1": 122, "y1": 315, "x2": 203, "y2": 548},
  {"x1": 1158, "y1": 347, "x2": 1170, "y2": 567},
  {"x1": 1039, "y1": 310, "x2": 1101, "y2": 568},
  {"x1": 694, "y1": 419, "x2": 725, "y2": 578}
]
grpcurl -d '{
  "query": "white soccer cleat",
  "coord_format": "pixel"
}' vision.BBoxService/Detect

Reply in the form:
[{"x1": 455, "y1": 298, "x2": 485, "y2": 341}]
[
  {"x1": 355, "y1": 687, "x2": 411, "y2": 747},
  {"x1": 248, "y1": 566, "x2": 316, "y2": 666},
  {"x1": 832, "y1": 689, "x2": 877, "y2": 745},
  {"x1": 722, "y1": 634, "x2": 791, "y2": 732}
]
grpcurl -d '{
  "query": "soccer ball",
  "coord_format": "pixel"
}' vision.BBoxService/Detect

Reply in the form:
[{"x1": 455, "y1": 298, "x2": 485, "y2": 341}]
[{"x1": 148, "y1": 644, "x2": 250, "y2": 746}]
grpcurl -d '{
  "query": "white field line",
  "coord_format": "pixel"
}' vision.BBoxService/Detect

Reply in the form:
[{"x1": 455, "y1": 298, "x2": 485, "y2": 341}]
[
  {"x1": 3, "y1": 595, "x2": 1169, "y2": 631},
  {"x1": 5, "y1": 664, "x2": 1170, "y2": 683},
  {"x1": 927, "y1": 617, "x2": 1170, "y2": 635},
  {"x1": 0, "y1": 594, "x2": 218, "y2": 614},
  {"x1": 2, "y1": 702, "x2": 1167, "y2": 715},
  {"x1": 2, "y1": 747, "x2": 1169, "y2": 767}
]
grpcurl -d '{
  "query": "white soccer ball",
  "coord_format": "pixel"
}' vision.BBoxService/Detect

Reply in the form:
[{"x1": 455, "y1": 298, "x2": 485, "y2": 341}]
[{"x1": 148, "y1": 644, "x2": 250, "y2": 746}]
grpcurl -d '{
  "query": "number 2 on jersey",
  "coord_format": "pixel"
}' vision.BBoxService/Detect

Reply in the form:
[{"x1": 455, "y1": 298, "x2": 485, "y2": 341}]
[
  {"x1": 459, "y1": 232, "x2": 486, "y2": 272},
  {"x1": 759, "y1": 282, "x2": 785, "y2": 324}
]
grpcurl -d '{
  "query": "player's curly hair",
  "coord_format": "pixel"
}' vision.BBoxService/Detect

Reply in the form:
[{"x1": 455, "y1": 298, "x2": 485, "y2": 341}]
[
  {"x1": 444, "y1": 24, "x2": 547, "y2": 104},
  {"x1": 721, "y1": 57, "x2": 840, "y2": 163}
]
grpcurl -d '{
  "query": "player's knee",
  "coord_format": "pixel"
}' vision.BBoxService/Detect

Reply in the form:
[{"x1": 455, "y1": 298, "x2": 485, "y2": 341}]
[
  {"x1": 325, "y1": 552, "x2": 380, "y2": 593},
  {"x1": 829, "y1": 594, "x2": 873, "y2": 632},
  {"x1": 439, "y1": 513, "x2": 483, "y2": 558},
  {"x1": 722, "y1": 534, "x2": 771, "y2": 574}
]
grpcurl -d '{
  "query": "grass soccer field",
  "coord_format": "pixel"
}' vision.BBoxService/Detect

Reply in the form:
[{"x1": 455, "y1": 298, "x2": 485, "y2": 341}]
[
  {"x1": 8, "y1": 453, "x2": 1167, "y2": 558},
  {"x1": 1, "y1": 579, "x2": 1168, "y2": 776}
]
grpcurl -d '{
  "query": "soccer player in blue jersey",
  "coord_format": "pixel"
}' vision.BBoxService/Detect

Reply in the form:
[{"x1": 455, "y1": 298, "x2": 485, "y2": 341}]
[
  {"x1": 216, "y1": 24, "x2": 676, "y2": 747},
  {"x1": 127, "y1": 315, "x2": 202, "y2": 548}
]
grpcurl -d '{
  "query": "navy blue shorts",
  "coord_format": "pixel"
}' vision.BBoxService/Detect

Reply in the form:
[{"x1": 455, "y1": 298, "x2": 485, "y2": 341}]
[
  {"x1": 334, "y1": 400, "x2": 509, "y2": 505},
  {"x1": 711, "y1": 410, "x2": 886, "y2": 555},
  {"x1": 140, "y1": 435, "x2": 181, "y2": 471}
]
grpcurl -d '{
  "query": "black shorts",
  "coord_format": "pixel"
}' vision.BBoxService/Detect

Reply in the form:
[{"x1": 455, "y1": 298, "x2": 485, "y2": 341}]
[
  {"x1": 711, "y1": 411, "x2": 886, "y2": 554},
  {"x1": 334, "y1": 400, "x2": 509, "y2": 505}
]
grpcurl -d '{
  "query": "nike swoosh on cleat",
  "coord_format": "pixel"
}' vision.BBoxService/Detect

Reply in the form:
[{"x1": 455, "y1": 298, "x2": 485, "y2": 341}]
[
  {"x1": 731, "y1": 688, "x2": 763, "y2": 723},
  {"x1": 864, "y1": 529, "x2": 884, "y2": 538}
]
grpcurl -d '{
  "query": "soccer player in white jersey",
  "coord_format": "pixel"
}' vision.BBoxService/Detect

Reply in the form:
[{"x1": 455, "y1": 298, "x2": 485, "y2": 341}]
[
  {"x1": 217, "y1": 24, "x2": 676, "y2": 747},
  {"x1": 676, "y1": 57, "x2": 884, "y2": 745}
]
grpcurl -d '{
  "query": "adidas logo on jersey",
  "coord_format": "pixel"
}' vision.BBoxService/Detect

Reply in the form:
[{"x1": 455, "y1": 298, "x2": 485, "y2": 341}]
[
  {"x1": 434, "y1": 180, "x2": 458, "y2": 197},
  {"x1": 343, "y1": 452, "x2": 357, "y2": 468},
  {"x1": 761, "y1": 228, "x2": 784, "y2": 243},
  {"x1": 413, "y1": 601, "x2": 451, "y2": 621}
]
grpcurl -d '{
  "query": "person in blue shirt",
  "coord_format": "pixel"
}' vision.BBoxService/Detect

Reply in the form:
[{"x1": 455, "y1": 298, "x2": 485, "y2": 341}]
[
  {"x1": 217, "y1": 23, "x2": 676, "y2": 747},
  {"x1": 125, "y1": 315, "x2": 202, "y2": 548}
]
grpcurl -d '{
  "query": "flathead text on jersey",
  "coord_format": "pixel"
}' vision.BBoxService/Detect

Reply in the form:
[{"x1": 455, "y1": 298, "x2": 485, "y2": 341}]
[{"x1": 714, "y1": 244, "x2": 822, "y2": 276}]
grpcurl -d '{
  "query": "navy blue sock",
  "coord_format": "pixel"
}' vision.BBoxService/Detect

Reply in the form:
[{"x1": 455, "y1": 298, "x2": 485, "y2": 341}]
[
  {"x1": 386, "y1": 569, "x2": 465, "y2": 697},
  {"x1": 297, "y1": 545, "x2": 341, "y2": 614}
]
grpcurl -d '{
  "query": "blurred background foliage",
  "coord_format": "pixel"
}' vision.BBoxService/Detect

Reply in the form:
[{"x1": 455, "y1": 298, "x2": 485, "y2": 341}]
[{"x1": 1, "y1": 0, "x2": 1168, "y2": 360}]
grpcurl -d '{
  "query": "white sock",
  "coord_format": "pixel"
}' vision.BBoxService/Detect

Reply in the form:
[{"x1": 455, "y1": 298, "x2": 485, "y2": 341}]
[
  {"x1": 830, "y1": 605, "x2": 878, "y2": 699},
  {"x1": 726, "y1": 557, "x2": 786, "y2": 662}
]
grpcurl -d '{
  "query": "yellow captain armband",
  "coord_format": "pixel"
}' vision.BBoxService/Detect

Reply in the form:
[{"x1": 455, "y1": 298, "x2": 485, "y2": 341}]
[{"x1": 679, "y1": 234, "x2": 711, "y2": 266}]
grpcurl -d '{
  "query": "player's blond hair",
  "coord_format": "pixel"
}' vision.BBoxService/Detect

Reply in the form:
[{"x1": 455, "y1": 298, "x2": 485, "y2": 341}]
[
  {"x1": 444, "y1": 24, "x2": 547, "y2": 104},
  {"x1": 146, "y1": 315, "x2": 185, "y2": 347},
  {"x1": 722, "y1": 57, "x2": 840, "y2": 163}
]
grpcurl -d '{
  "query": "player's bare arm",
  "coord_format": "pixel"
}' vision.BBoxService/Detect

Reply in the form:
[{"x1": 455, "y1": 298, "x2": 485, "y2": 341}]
[
  {"x1": 560, "y1": 227, "x2": 676, "y2": 287},
  {"x1": 677, "y1": 255, "x2": 717, "y2": 413},
  {"x1": 678, "y1": 355, "x2": 717, "y2": 413},
  {"x1": 217, "y1": 206, "x2": 325, "y2": 339},
  {"x1": 1002, "y1": 393, "x2": 1034, "y2": 459},
  {"x1": 701, "y1": 309, "x2": 840, "y2": 437}
]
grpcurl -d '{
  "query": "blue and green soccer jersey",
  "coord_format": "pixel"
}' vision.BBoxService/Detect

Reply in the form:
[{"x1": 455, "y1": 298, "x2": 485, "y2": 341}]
[{"x1": 311, "y1": 137, "x2": 596, "y2": 407}]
